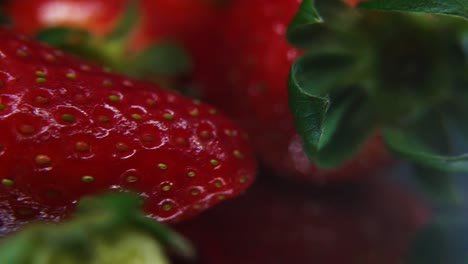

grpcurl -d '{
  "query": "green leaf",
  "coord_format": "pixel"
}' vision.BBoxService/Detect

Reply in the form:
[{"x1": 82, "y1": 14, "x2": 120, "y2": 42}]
[
  {"x1": 288, "y1": 52, "x2": 375, "y2": 167},
  {"x1": 383, "y1": 128, "x2": 468, "y2": 173},
  {"x1": 106, "y1": 1, "x2": 139, "y2": 41},
  {"x1": 286, "y1": 0, "x2": 360, "y2": 48},
  {"x1": 36, "y1": 27, "x2": 92, "y2": 48},
  {"x1": 0, "y1": 192, "x2": 195, "y2": 263},
  {"x1": 357, "y1": 0, "x2": 468, "y2": 20},
  {"x1": 130, "y1": 42, "x2": 192, "y2": 76},
  {"x1": 286, "y1": 0, "x2": 323, "y2": 46}
]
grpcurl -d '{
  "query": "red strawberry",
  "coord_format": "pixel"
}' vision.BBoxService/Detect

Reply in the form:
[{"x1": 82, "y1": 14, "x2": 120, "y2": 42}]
[
  {"x1": 4, "y1": 0, "x2": 127, "y2": 37},
  {"x1": 5, "y1": 0, "x2": 219, "y2": 45},
  {"x1": 0, "y1": 27, "x2": 256, "y2": 234},
  {"x1": 175, "y1": 175, "x2": 429, "y2": 264},
  {"x1": 192, "y1": 0, "x2": 391, "y2": 183},
  {"x1": 4, "y1": 0, "x2": 224, "y2": 78}
]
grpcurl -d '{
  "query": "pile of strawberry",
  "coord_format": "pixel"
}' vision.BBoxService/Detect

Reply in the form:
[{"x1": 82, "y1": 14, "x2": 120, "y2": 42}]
[{"x1": 0, "y1": 0, "x2": 466, "y2": 263}]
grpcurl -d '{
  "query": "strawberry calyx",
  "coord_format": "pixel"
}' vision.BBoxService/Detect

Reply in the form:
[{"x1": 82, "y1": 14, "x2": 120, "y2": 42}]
[
  {"x1": 0, "y1": 192, "x2": 195, "y2": 264},
  {"x1": 33, "y1": 1, "x2": 191, "y2": 84},
  {"x1": 287, "y1": 0, "x2": 468, "y2": 197}
]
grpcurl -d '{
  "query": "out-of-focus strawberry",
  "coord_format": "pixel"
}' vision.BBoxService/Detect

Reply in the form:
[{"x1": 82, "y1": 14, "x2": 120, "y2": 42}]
[{"x1": 175, "y1": 175, "x2": 429, "y2": 264}]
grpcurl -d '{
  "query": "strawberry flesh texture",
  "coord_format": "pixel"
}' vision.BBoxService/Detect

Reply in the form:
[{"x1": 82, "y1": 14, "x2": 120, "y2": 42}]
[
  {"x1": 191, "y1": 0, "x2": 391, "y2": 183},
  {"x1": 0, "y1": 27, "x2": 256, "y2": 232},
  {"x1": 175, "y1": 175, "x2": 429, "y2": 264}
]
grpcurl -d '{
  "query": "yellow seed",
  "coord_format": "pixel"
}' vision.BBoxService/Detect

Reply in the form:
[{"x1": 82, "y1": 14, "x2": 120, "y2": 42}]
[
  {"x1": 210, "y1": 159, "x2": 220, "y2": 166},
  {"x1": 190, "y1": 189, "x2": 200, "y2": 196},
  {"x1": 115, "y1": 142, "x2": 129, "y2": 152},
  {"x1": 161, "y1": 185, "x2": 171, "y2": 191},
  {"x1": 18, "y1": 124, "x2": 35, "y2": 135},
  {"x1": 224, "y1": 129, "x2": 234, "y2": 136},
  {"x1": 36, "y1": 77, "x2": 46, "y2": 83},
  {"x1": 217, "y1": 194, "x2": 225, "y2": 200},
  {"x1": 35, "y1": 154, "x2": 51, "y2": 165},
  {"x1": 98, "y1": 115, "x2": 111, "y2": 123},
  {"x1": 75, "y1": 141, "x2": 90, "y2": 152},
  {"x1": 66, "y1": 72, "x2": 76, "y2": 79},
  {"x1": 189, "y1": 109, "x2": 199, "y2": 117},
  {"x1": 108, "y1": 95, "x2": 120, "y2": 102},
  {"x1": 125, "y1": 175, "x2": 138, "y2": 183},
  {"x1": 0, "y1": 104, "x2": 5, "y2": 110},
  {"x1": 102, "y1": 79, "x2": 113, "y2": 87},
  {"x1": 35, "y1": 71, "x2": 46, "y2": 77},
  {"x1": 61, "y1": 114, "x2": 75, "y2": 122},
  {"x1": 209, "y1": 109, "x2": 217, "y2": 115},
  {"x1": 146, "y1": 98, "x2": 157, "y2": 106},
  {"x1": 239, "y1": 175, "x2": 248, "y2": 183},
  {"x1": 16, "y1": 48, "x2": 28, "y2": 57},
  {"x1": 34, "y1": 95, "x2": 49, "y2": 105},
  {"x1": 81, "y1": 175, "x2": 94, "y2": 183},
  {"x1": 199, "y1": 130, "x2": 212, "y2": 140},
  {"x1": 233, "y1": 150, "x2": 244, "y2": 159},
  {"x1": 162, "y1": 203, "x2": 173, "y2": 211},
  {"x1": 213, "y1": 180, "x2": 223, "y2": 188},
  {"x1": 158, "y1": 163, "x2": 168, "y2": 170},
  {"x1": 162, "y1": 112, "x2": 173, "y2": 120},
  {"x1": 187, "y1": 171, "x2": 196, "y2": 177},
  {"x1": 2, "y1": 178, "x2": 14, "y2": 186},
  {"x1": 131, "y1": 113, "x2": 142, "y2": 120}
]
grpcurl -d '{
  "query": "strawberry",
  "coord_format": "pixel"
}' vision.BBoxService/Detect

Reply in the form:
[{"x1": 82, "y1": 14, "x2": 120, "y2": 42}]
[
  {"x1": 192, "y1": 0, "x2": 391, "y2": 184},
  {"x1": 3, "y1": 0, "x2": 224, "y2": 86},
  {"x1": 0, "y1": 27, "x2": 256, "y2": 234},
  {"x1": 4, "y1": 0, "x2": 127, "y2": 37},
  {"x1": 175, "y1": 175, "x2": 429, "y2": 264},
  {"x1": 5, "y1": 0, "x2": 221, "y2": 47}
]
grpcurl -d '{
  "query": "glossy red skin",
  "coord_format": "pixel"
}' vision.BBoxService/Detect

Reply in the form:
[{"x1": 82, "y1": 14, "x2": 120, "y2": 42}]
[
  {"x1": 5, "y1": 0, "x2": 221, "y2": 51},
  {"x1": 0, "y1": 28, "x2": 256, "y2": 232},
  {"x1": 191, "y1": 0, "x2": 391, "y2": 183},
  {"x1": 175, "y1": 175, "x2": 429, "y2": 264}
]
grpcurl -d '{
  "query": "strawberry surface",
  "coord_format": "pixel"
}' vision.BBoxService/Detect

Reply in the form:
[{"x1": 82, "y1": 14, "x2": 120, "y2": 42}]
[
  {"x1": 0, "y1": 27, "x2": 256, "y2": 233},
  {"x1": 192, "y1": 0, "x2": 391, "y2": 183},
  {"x1": 175, "y1": 175, "x2": 429, "y2": 264}
]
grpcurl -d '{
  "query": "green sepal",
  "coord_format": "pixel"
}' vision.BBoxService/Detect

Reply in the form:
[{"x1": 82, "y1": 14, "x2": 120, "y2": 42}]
[
  {"x1": 33, "y1": 1, "x2": 192, "y2": 81},
  {"x1": 382, "y1": 128, "x2": 468, "y2": 173},
  {"x1": 357, "y1": 0, "x2": 468, "y2": 20},
  {"x1": 0, "y1": 192, "x2": 195, "y2": 264},
  {"x1": 286, "y1": 0, "x2": 360, "y2": 48},
  {"x1": 286, "y1": 0, "x2": 323, "y2": 47},
  {"x1": 35, "y1": 27, "x2": 92, "y2": 50},
  {"x1": 129, "y1": 41, "x2": 193, "y2": 76},
  {"x1": 106, "y1": 1, "x2": 139, "y2": 41},
  {"x1": 288, "y1": 51, "x2": 376, "y2": 168},
  {"x1": 35, "y1": 26, "x2": 115, "y2": 66}
]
